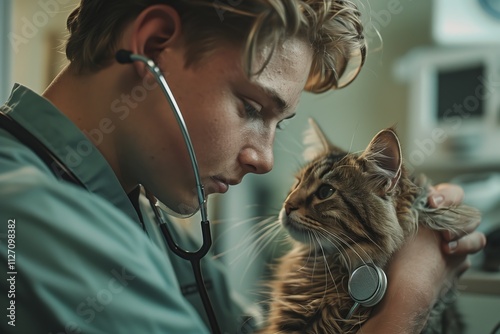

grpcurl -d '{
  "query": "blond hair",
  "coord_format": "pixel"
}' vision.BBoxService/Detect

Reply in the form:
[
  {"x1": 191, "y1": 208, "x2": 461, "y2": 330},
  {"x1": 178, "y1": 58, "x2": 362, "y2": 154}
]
[{"x1": 66, "y1": 0, "x2": 366, "y2": 92}]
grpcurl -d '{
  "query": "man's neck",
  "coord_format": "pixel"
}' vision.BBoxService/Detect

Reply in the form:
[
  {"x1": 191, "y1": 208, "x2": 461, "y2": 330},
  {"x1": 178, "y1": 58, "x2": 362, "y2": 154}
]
[{"x1": 42, "y1": 64, "x2": 138, "y2": 193}]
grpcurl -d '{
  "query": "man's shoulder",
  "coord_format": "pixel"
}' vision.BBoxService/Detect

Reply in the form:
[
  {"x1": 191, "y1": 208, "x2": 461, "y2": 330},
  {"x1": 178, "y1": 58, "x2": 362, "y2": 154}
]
[
  {"x1": 0, "y1": 159, "x2": 209, "y2": 334},
  {"x1": 0, "y1": 166, "x2": 206, "y2": 333},
  {"x1": 0, "y1": 162, "x2": 141, "y2": 242}
]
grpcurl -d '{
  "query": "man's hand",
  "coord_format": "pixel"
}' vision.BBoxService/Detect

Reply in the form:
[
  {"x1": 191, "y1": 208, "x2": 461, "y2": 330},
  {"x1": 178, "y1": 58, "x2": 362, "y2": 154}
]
[
  {"x1": 429, "y1": 183, "x2": 485, "y2": 256},
  {"x1": 360, "y1": 183, "x2": 486, "y2": 334}
]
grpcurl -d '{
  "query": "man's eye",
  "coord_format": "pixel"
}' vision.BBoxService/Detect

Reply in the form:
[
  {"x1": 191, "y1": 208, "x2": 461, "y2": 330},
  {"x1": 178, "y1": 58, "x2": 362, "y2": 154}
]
[
  {"x1": 277, "y1": 114, "x2": 295, "y2": 131},
  {"x1": 242, "y1": 99, "x2": 262, "y2": 118},
  {"x1": 277, "y1": 118, "x2": 290, "y2": 130}
]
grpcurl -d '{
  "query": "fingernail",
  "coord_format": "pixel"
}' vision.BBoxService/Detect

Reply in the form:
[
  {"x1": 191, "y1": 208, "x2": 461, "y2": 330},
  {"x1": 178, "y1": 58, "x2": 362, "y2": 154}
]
[
  {"x1": 432, "y1": 195, "x2": 444, "y2": 206},
  {"x1": 448, "y1": 241, "x2": 458, "y2": 252}
]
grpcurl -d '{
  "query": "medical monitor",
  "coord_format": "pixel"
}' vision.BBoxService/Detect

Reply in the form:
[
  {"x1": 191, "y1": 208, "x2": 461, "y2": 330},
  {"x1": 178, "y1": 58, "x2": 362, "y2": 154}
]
[{"x1": 395, "y1": 46, "x2": 500, "y2": 170}]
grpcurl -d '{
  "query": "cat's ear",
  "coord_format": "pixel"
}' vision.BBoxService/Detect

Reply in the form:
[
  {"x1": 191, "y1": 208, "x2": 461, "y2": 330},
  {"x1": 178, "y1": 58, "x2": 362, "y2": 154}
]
[
  {"x1": 303, "y1": 118, "x2": 344, "y2": 162},
  {"x1": 359, "y1": 128, "x2": 402, "y2": 193}
]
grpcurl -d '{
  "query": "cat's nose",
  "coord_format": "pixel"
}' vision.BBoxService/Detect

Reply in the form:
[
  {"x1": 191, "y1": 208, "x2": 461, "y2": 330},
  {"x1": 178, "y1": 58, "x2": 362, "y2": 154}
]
[{"x1": 285, "y1": 202, "x2": 298, "y2": 215}]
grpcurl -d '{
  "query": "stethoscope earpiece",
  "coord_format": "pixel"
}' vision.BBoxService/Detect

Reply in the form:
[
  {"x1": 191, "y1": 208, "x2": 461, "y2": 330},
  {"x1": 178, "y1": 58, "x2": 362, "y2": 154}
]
[{"x1": 346, "y1": 263, "x2": 387, "y2": 319}]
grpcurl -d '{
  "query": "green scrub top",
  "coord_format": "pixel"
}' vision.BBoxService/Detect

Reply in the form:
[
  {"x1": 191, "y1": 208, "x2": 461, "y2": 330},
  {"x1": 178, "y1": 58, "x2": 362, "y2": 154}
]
[{"x1": 0, "y1": 84, "x2": 251, "y2": 333}]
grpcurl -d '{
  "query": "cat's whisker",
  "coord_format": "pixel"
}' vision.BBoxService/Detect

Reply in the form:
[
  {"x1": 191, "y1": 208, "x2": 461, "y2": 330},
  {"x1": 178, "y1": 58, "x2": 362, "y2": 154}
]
[
  {"x1": 307, "y1": 232, "x2": 318, "y2": 281},
  {"x1": 313, "y1": 226, "x2": 350, "y2": 261},
  {"x1": 313, "y1": 232, "x2": 331, "y2": 305},
  {"x1": 214, "y1": 216, "x2": 279, "y2": 262},
  {"x1": 277, "y1": 133, "x2": 305, "y2": 151},
  {"x1": 316, "y1": 226, "x2": 374, "y2": 270},
  {"x1": 313, "y1": 228, "x2": 362, "y2": 301},
  {"x1": 213, "y1": 214, "x2": 276, "y2": 244},
  {"x1": 297, "y1": 232, "x2": 315, "y2": 274},
  {"x1": 339, "y1": 241, "x2": 372, "y2": 269},
  {"x1": 213, "y1": 220, "x2": 272, "y2": 253},
  {"x1": 275, "y1": 136, "x2": 306, "y2": 166},
  {"x1": 251, "y1": 220, "x2": 284, "y2": 252},
  {"x1": 357, "y1": 229, "x2": 386, "y2": 254},
  {"x1": 313, "y1": 231, "x2": 339, "y2": 297},
  {"x1": 248, "y1": 217, "x2": 283, "y2": 245},
  {"x1": 346, "y1": 123, "x2": 360, "y2": 155},
  {"x1": 334, "y1": 164, "x2": 357, "y2": 171},
  {"x1": 237, "y1": 222, "x2": 284, "y2": 285},
  {"x1": 315, "y1": 229, "x2": 345, "y2": 257}
]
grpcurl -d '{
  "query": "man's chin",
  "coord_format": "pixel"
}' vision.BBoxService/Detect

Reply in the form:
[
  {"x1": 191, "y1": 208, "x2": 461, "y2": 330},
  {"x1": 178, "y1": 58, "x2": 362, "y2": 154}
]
[{"x1": 156, "y1": 197, "x2": 200, "y2": 218}]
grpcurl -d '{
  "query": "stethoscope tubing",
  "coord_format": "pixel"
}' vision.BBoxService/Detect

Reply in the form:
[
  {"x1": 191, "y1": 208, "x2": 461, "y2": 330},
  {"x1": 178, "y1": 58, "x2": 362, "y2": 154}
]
[
  {"x1": 148, "y1": 194, "x2": 220, "y2": 334},
  {"x1": 116, "y1": 50, "x2": 221, "y2": 334},
  {"x1": 117, "y1": 50, "x2": 208, "y2": 222}
]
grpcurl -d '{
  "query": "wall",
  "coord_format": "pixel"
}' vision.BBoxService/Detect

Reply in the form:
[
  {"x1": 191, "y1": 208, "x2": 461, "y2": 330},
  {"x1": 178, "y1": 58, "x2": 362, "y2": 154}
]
[
  {"x1": 0, "y1": 0, "x2": 12, "y2": 102},
  {"x1": 9, "y1": 0, "x2": 77, "y2": 94}
]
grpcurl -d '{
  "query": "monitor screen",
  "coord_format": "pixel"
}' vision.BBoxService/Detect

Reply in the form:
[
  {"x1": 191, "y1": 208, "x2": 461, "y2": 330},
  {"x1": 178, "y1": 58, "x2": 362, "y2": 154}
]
[{"x1": 436, "y1": 65, "x2": 485, "y2": 121}]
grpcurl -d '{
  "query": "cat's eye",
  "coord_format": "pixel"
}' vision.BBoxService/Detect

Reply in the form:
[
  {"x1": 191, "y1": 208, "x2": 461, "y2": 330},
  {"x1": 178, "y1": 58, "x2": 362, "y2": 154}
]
[{"x1": 316, "y1": 184, "x2": 335, "y2": 200}]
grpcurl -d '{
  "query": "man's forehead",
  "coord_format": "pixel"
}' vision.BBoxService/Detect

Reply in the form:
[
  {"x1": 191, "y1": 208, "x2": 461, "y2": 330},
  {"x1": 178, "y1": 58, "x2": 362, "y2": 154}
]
[{"x1": 252, "y1": 38, "x2": 313, "y2": 109}]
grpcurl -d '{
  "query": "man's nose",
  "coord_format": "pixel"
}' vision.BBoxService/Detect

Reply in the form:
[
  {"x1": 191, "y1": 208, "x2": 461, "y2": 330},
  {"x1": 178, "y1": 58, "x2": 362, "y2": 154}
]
[{"x1": 239, "y1": 144, "x2": 274, "y2": 175}]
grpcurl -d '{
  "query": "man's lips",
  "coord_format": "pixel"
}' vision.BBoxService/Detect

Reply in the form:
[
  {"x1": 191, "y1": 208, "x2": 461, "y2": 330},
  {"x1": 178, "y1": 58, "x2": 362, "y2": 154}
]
[
  {"x1": 212, "y1": 177, "x2": 228, "y2": 193},
  {"x1": 209, "y1": 177, "x2": 240, "y2": 194}
]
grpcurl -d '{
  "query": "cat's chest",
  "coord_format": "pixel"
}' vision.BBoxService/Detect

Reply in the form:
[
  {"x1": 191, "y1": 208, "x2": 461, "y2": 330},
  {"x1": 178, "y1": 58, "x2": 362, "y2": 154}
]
[
  {"x1": 272, "y1": 248, "x2": 359, "y2": 328},
  {"x1": 278, "y1": 248, "x2": 350, "y2": 295}
]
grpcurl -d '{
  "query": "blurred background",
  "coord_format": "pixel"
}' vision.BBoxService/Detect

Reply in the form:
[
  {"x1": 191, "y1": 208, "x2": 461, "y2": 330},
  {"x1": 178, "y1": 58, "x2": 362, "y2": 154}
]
[{"x1": 1, "y1": 0, "x2": 499, "y2": 332}]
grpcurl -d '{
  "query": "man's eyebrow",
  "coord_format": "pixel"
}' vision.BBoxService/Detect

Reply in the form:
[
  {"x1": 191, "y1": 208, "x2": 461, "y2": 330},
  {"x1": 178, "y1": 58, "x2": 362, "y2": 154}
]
[{"x1": 259, "y1": 85, "x2": 290, "y2": 113}]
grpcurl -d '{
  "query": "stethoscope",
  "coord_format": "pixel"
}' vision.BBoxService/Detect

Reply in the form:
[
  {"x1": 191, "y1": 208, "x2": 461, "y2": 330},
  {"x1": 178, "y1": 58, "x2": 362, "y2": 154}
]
[
  {"x1": 116, "y1": 49, "x2": 221, "y2": 334},
  {"x1": 0, "y1": 50, "x2": 221, "y2": 334}
]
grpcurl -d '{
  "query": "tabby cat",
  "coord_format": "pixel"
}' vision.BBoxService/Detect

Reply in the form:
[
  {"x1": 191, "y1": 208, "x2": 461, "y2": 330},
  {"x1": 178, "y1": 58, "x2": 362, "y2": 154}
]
[{"x1": 258, "y1": 119, "x2": 478, "y2": 334}]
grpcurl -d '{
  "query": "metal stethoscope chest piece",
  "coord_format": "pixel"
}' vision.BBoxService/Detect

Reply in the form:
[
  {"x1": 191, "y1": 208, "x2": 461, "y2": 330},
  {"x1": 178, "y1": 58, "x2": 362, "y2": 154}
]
[{"x1": 346, "y1": 263, "x2": 387, "y2": 319}]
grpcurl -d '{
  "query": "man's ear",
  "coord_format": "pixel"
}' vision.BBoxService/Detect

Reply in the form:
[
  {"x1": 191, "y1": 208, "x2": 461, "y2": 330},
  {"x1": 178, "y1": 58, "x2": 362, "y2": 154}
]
[{"x1": 128, "y1": 5, "x2": 182, "y2": 77}]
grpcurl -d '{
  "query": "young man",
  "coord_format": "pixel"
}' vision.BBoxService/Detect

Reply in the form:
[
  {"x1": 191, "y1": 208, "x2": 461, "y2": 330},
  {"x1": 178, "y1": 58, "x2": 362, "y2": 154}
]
[{"x1": 0, "y1": 1, "x2": 485, "y2": 333}]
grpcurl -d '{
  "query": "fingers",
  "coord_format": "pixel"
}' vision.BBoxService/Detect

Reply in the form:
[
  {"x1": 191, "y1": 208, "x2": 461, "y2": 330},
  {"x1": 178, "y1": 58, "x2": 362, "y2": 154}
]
[
  {"x1": 428, "y1": 183, "x2": 464, "y2": 208},
  {"x1": 429, "y1": 184, "x2": 483, "y2": 254},
  {"x1": 443, "y1": 231, "x2": 487, "y2": 255}
]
